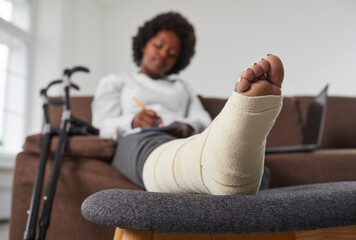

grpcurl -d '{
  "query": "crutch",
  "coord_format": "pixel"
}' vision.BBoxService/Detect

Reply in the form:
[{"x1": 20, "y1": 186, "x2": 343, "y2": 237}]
[
  {"x1": 24, "y1": 66, "x2": 99, "y2": 240},
  {"x1": 23, "y1": 79, "x2": 61, "y2": 240}
]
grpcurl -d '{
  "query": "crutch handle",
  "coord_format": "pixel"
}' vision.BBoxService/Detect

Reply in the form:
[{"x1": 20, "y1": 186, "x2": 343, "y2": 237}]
[
  {"x1": 40, "y1": 79, "x2": 64, "y2": 105},
  {"x1": 63, "y1": 66, "x2": 90, "y2": 78}
]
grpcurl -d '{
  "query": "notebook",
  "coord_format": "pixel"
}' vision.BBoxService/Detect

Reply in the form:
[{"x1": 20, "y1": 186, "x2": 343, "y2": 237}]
[
  {"x1": 121, "y1": 123, "x2": 182, "y2": 137},
  {"x1": 265, "y1": 84, "x2": 329, "y2": 154}
]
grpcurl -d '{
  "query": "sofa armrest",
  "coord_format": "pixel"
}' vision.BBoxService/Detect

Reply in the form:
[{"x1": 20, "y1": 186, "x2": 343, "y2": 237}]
[{"x1": 23, "y1": 134, "x2": 117, "y2": 162}]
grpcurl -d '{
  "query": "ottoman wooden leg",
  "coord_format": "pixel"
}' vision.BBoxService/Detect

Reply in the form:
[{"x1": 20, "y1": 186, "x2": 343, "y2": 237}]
[
  {"x1": 113, "y1": 227, "x2": 294, "y2": 240},
  {"x1": 114, "y1": 227, "x2": 154, "y2": 240},
  {"x1": 295, "y1": 224, "x2": 356, "y2": 239},
  {"x1": 113, "y1": 225, "x2": 356, "y2": 240}
]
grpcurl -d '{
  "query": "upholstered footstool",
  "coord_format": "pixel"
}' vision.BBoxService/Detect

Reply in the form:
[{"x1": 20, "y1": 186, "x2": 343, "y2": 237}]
[{"x1": 82, "y1": 181, "x2": 356, "y2": 240}]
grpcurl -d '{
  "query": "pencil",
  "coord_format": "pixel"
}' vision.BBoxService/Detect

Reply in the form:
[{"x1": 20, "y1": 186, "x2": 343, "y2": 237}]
[
  {"x1": 132, "y1": 96, "x2": 163, "y2": 126},
  {"x1": 132, "y1": 96, "x2": 146, "y2": 110}
]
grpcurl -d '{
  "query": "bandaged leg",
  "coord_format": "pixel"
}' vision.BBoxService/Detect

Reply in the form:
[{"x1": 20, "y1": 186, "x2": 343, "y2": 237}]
[{"x1": 142, "y1": 92, "x2": 282, "y2": 195}]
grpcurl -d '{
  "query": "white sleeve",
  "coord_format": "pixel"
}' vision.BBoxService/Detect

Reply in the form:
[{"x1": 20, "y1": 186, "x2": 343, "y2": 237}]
[
  {"x1": 180, "y1": 81, "x2": 212, "y2": 134},
  {"x1": 91, "y1": 75, "x2": 135, "y2": 139}
]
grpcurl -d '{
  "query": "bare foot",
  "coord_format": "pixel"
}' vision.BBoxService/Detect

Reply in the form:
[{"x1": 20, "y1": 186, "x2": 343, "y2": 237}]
[{"x1": 235, "y1": 54, "x2": 284, "y2": 96}]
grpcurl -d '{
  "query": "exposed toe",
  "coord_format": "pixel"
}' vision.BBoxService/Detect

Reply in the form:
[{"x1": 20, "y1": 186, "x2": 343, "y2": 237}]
[
  {"x1": 235, "y1": 54, "x2": 284, "y2": 96},
  {"x1": 235, "y1": 78, "x2": 251, "y2": 93},
  {"x1": 241, "y1": 68, "x2": 255, "y2": 81},
  {"x1": 250, "y1": 64, "x2": 265, "y2": 78},
  {"x1": 258, "y1": 58, "x2": 270, "y2": 73},
  {"x1": 266, "y1": 55, "x2": 284, "y2": 87}
]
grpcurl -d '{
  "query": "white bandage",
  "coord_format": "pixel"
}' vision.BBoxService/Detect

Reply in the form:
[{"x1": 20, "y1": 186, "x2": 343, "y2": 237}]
[{"x1": 143, "y1": 92, "x2": 282, "y2": 195}]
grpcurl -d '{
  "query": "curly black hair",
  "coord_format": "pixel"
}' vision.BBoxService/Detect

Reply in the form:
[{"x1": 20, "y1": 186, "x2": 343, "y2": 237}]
[{"x1": 132, "y1": 12, "x2": 196, "y2": 76}]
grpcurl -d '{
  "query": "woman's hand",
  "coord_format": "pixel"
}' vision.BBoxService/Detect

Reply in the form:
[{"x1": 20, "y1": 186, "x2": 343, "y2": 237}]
[
  {"x1": 167, "y1": 122, "x2": 194, "y2": 138},
  {"x1": 132, "y1": 109, "x2": 162, "y2": 128}
]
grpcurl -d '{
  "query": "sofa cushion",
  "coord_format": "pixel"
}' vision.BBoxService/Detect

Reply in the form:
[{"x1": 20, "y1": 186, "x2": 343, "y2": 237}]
[
  {"x1": 321, "y1": 97, "x2": 356, "y2": 148},
  {"x1": 23, "y1": 134, "x2": 116, "y2": 161},
  {"x1": 267, "y1": 97, "x2": 303, "y2": 147},
  {"x1": 266, "y1": 149, "x2": 356, "y2": 188},
  {"x1": 198, "y1": 96, "x2": 227, "y2": 119},
  {"x1": 293, "y1": 96, "x2": 356, "y2": 149}
]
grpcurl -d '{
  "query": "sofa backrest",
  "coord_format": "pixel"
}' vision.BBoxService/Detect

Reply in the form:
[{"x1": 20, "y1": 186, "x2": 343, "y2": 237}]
[
  {"x1": 297, "y1": 96, "x2": 356, "y2": 149},
  {"x1": 197, "y1": 96, "x2": 303, "y2": 147},
  {"x1": 48, "y1": 95, "x2": 356, "y2": 149},
  {"x1": 48, "y1": 97, "x2": 93, "y2": 127}
]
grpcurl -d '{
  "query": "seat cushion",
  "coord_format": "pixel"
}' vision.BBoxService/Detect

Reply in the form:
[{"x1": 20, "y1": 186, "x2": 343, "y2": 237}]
[
  {"x1": 266, "y1": 149, "x2": 356, "y2": 188},
  {"x1": 23, "y1": 134, "x2": 116, "y2": 161},
  {"x1": 81, "y1": 181, "x2": 356, "y2": 234}
]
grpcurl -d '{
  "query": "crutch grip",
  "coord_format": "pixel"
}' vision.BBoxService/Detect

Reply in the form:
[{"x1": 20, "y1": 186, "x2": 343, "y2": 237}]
[{"x1": 63, "y1": 66, "x2": 90, "y2": 78}]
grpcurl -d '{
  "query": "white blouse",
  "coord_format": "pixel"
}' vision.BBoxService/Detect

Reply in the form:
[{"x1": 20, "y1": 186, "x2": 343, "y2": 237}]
[{"x1": 91, "y1": 72, "x2": 212, "y2": 139}]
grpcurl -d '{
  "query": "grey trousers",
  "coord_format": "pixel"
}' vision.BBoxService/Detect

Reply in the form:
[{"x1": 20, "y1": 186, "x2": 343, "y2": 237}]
[
  {"x1": 111, "y1": 131, "x2": 270, "y2": 191},
  {"x1": 112, "y1": 132, "x2": 175, "y2": 188}
]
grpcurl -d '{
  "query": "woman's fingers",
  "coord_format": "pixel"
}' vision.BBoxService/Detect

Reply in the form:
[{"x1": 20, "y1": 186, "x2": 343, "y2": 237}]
[{"x1": 132, "y1": 109, "x2": 162, "y2": 128}]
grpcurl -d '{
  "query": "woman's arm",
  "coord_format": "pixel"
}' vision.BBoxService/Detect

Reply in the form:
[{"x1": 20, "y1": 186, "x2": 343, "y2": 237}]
[{"x1": 91, "y1": 75, "x2": 135, "y2": 139}]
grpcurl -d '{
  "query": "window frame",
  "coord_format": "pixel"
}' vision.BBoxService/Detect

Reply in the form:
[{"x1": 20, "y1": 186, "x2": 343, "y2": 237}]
[{"x1": 0, "y1": 1, "x2": 33, "y2": 166}]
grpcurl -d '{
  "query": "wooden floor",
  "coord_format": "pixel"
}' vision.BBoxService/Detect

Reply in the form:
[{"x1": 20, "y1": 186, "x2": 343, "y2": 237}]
[{"x1": 114, "y1": 225, "x2": 356, "y2": 240}]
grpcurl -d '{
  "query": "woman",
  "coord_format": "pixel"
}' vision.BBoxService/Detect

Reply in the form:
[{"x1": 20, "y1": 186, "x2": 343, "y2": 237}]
[
  {"x1": 92, "y1": 12, "x2": 211, "y2": 140},
  {"x1": 92, "y1": 12, "x2": 285, "y2": 195}
]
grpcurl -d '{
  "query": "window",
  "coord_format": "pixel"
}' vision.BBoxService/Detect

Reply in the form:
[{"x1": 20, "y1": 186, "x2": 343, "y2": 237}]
[
  {"x1": 0, "y1": 0, "x2": 32, "y2": 154},
  {"x1": 0, "y1": 0, "x2": 31, "y2": 32}
]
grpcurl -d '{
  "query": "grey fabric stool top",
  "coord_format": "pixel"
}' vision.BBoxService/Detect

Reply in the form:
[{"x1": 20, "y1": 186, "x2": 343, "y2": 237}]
[{"x1": 81, "y1": 181, "x2": 356, "y2": 235}]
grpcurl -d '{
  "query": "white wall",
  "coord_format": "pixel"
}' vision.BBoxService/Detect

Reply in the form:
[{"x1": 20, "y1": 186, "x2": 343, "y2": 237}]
[
  {"x1": 29, "y1": 0, "x2": 65, "y2": 135},
  {"x1": 102, "y1": 0, "x2": 356, "y2": 97},
  {"x1": 29, "y1": 0, "x2": 356, "y2": 134},
  {"x1": 29, "y1": 0, "x2": 107, "y2": 134}
]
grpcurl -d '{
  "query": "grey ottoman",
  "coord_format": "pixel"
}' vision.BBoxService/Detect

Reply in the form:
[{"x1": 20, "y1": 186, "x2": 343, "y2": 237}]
[{"x1": 82, "y1": 181, "x2": 356, "y2": 235}]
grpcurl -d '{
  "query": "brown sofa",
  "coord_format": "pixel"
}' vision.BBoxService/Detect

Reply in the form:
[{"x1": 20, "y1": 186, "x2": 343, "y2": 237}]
[{"x1": 10, "y1": 95, "x2": 356, "y2": 240}]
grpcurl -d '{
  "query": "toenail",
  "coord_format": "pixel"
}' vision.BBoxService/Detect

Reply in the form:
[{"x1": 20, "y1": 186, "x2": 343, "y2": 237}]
[{"x1": 267, "y1": 54, "x2": 272, "y2": 57}]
